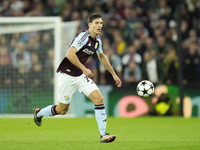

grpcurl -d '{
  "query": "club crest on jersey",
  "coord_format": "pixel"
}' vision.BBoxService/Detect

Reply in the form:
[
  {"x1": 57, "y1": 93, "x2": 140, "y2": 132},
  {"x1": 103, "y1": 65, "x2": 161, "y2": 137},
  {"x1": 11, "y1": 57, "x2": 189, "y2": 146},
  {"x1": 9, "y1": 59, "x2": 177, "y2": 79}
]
[
  {"x1": 83, "y1": 48, "x2": 94, "y2": 55},
  {"x1": 64, "y1": 95, "x2": 69, "y2": 101},
  {"x1": 95, "y1": 42, "x2": 98, "y2": 49}
]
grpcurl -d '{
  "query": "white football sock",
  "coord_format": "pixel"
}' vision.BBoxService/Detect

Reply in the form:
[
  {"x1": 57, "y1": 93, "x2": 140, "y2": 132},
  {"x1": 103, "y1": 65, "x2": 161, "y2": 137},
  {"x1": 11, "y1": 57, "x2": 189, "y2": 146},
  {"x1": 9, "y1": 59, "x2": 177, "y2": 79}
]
[
  {"x1": 37, "y1": 105, "x2": 57, "y2": 118},
  {"x1": 95, "y1": 104, "x2": 107, "y2": 136}
]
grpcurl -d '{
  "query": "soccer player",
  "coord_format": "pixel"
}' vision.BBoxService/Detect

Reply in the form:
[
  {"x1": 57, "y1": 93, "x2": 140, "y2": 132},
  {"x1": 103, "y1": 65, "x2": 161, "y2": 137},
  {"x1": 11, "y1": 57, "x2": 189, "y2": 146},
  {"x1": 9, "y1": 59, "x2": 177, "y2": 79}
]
[{"x1": 33, "y1": 13, "x2": 122, "y2": 143}]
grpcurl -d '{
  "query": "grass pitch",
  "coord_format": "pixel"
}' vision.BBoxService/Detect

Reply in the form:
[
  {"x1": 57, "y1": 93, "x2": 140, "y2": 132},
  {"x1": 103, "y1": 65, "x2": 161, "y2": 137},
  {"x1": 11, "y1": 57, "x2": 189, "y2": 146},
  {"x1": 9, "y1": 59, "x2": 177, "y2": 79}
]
[{"x1": 0, "y1": 117, "x2": 200, "y2": 150}]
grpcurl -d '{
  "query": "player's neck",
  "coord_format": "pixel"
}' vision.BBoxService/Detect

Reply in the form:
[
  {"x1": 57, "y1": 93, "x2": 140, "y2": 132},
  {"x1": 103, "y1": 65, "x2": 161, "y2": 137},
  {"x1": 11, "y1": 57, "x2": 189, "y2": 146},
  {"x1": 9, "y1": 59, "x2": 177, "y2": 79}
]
[{"x1": 89, "y1": 29, "x2": 97, "y2": 39}]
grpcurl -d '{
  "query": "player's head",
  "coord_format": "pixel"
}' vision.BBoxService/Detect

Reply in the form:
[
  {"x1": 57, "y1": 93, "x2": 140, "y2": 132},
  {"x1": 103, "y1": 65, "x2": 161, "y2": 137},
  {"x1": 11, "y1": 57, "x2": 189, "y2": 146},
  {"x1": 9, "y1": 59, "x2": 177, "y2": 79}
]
[{"x1": 87, "y1": 13, "x2": 103, "y2": 36}]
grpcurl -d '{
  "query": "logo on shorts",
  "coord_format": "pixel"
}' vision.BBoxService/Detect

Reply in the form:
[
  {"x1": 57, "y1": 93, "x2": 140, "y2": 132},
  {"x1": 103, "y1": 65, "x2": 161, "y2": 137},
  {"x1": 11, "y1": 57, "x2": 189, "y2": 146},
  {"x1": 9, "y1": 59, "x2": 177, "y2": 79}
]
[{"x1": 64, "y1": 95, "x2": 69, "y2": 101}]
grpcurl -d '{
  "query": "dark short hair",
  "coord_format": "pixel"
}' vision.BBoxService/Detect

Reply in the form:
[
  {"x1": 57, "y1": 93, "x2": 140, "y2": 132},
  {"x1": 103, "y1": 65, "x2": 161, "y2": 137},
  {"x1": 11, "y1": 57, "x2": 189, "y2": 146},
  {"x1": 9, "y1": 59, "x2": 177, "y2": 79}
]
[{"x1": 87, "y1": 13, "x2": 103, "y2": 23}]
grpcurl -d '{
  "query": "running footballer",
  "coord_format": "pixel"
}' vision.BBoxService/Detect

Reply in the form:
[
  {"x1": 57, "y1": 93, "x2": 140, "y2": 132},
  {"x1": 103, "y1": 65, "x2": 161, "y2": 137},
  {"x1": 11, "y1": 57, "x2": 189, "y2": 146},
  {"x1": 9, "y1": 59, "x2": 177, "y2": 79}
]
[{"x1": 33, "y1": 13, "x2": 122, "y2": 143}]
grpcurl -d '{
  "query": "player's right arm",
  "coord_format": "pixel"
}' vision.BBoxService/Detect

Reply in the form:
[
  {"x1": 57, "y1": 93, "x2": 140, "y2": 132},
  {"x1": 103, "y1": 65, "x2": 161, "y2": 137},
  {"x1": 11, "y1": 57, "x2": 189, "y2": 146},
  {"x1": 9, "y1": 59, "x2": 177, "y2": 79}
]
[{"x1": 66, "y1": 47, "x2": 93, "y2": 78}]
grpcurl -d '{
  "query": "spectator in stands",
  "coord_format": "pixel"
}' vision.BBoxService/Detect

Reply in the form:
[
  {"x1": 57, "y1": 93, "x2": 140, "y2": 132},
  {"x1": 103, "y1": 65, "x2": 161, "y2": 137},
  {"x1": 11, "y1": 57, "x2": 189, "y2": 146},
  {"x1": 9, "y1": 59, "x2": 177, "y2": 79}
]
[
  {"x1": 39, "y1": 32, "x2": 53, "y2": 62},
  {"x1": 26, "y1": 2, "x2": 45, "y2": 16},
  {"x1": 45, "y1": 0, "x2": 60, "y2": 16},
  {"x1": 80, "y1": 10, "x2": 89, "y2": 30},
  {"x1": 0, "y1": 0, "x2": 10, "y2": 16},
  {"x1": 0, "y1": 46, "x2": 14, "y2": 88},
  {"x1": 118, "y1": 19, "x2": 131, "y2": 45},
  {"x1": 81, "y1": 0, "x2": 95, "y2": 13},
  {"x1": 13, "y1": 65, "x2": 29, "y2": 88},
  {"x1": 130, "y1": 21, "x2": 149, "y2": 42},
  {"x1": 123, "y1": 7, "x2": 139, "y2": 39},
  {"x1": 183, "y1": 42, "x2": 200, "y2": 84},
  {"x1": 10, "y1": 0, "x2": 24, "y2": 16},
  {"x1": 153, "y1": 35, "x2": 170, "y2": 62},
  {"x1": 157, "y1": 0, "x2": 172, "y2": 23},
  {"x1": 94, "y1": 5, "x2": 106, "y2": 18},
  {"x1": 149, "y1": 13, "x2": 160, "y2": 30},
  {"x1": 29, "y1": 62, "x2": 44, "y2": 88},
  {"x1": 180, "y1": 3, "x2": 193, "y2": 29},
  {"x1": 44, "y1": 49, "x2": 54, "y2": 88},
  {"x1": 70, "y1": 0, "x2": 81, "y2": 12},
  {"x1": 22, "y1": 0, "x2": 32, "y2": 14},
  {"x1": 8, "y1": 34, "x2": 19, "y2": 53},
  {"x1": 121, "y1": 45, "x2": 142, "y2": 68},
  {"x1": 123, "y1": 61, "x2": 142, "y2": 84},
  {"x1": 159, "y1": 19, "x2": 168, "y2": 35},
  {"x1": 31, "y1": 52, "x2": 40, "y2": 66},
  {"x1": 181, "y1": 19, "x2": 190, "y2": 41},
  {"x1": 11, "y1": 42, "x2": 32, "y2": 72},
  {"x1": 71, "y1": 11, "x2": 80, "y2": 21},
  {"x1": 60, "y1": 5, "x2": 71, "y2": 22},
  {"x1": 132, "y1": 39, "x2": 145, "y2": 57},
  {"x1": 183, "y1": 29, "x2": 200, "y2": 50},
  {"x1": 0, "y1": 46, "x2": 12, "y2": 66},
  {"x1": 0, "y1": 35, "x2": 9, "y2": 49},
  {"x1": 26, "y1": 33, "x2": 40, "y2": 53},
  {"x1": 168, "y1": 20, "x2": 177, "y2": 45},
  {"x1": 144, "y1": 37, "x2": 154, "y2": 51},
  {"x1": 164, "y1": 55, "x2": 178, "y2": 85},
  {"x1": 142, "y1": 50, "x2": 164, "y2": 84},
  {"x1": 112, "y1": 30, "x2": 127, "y2": 57},
  {"x1": 105, "y1": 7, "x2": 122, "y2": 29},
  {"x1": 162, "y1": 46, "x2": 177, "y2": 82}
]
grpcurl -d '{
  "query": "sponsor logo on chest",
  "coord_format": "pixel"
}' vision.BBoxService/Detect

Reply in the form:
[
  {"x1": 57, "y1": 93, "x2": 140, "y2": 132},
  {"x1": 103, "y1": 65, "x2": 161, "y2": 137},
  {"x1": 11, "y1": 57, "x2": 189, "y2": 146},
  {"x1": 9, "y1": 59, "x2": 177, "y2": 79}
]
[{"x1": 83, "y1": 48, "x2": 94, "y2": 55}]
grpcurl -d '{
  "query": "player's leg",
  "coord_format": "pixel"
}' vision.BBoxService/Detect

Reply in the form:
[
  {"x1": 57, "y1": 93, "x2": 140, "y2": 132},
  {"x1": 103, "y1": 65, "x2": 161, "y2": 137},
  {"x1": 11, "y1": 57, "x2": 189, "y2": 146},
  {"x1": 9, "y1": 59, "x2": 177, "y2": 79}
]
[
  {"x1": 36, "y1": 102, "x2": 70, "y2": 117},
  {"x1": 88, "y1": 90, "x2": 116, "y2": 143},
  {"x1": 88, "y1": 90, "x2": 106, "y2": 136},
  {"x1": 33, "y1": 72, "x2": 76, "y2": 126},
  {"x1": 78, "y1": 75, "x2": 116, "y2": 143},
  {"x1": 33, "y1": 102, "x2": 70, "y2": 126},
  {"x1": 55, "y1": 102, "x2": 70, "y2": 114}
]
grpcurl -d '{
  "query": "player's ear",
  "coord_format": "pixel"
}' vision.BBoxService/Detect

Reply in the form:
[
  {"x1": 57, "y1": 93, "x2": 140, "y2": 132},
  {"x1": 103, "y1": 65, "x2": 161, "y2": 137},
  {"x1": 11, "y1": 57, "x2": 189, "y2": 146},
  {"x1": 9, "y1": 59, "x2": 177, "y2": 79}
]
[{"x1": 88, "y1": 22, "x2": 91, "y2": 28}]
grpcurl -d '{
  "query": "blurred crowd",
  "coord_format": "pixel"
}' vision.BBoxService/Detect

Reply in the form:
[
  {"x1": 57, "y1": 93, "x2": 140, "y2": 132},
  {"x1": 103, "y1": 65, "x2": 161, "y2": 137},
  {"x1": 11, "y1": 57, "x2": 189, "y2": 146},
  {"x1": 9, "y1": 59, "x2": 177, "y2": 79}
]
[{"x1": 1, "y1": 0, "x2": 200, "y2": 89}]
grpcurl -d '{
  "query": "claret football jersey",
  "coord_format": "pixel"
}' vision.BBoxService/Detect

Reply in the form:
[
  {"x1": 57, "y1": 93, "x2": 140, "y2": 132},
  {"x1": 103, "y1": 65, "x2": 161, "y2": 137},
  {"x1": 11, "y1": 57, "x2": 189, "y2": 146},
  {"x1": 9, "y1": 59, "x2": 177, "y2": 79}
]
[{"x1": 56, "y1": 30, "x2": 103, "y2": 76}]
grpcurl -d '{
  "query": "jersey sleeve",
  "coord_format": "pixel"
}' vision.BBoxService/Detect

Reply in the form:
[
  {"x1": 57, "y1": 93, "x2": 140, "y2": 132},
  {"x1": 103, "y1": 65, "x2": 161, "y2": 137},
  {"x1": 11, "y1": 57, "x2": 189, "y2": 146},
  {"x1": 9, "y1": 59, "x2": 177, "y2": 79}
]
[
  {"x1": 70, "y1": 32, "x2": 88, "y2": 51},
  {"x1": 96, "y1": 37, "x2": 103, "y2": 54}
]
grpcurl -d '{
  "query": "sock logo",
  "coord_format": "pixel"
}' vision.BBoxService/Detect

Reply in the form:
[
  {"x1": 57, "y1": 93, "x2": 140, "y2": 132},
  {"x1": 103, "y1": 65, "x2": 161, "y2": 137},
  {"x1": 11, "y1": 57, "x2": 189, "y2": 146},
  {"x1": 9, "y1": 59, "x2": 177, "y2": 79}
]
[
  {"x1": 101, "y1": 113, "x2": 106, "y2": 115},
  {"x1": 103, "y1": 119, "x2": 107, "y2": 122}
]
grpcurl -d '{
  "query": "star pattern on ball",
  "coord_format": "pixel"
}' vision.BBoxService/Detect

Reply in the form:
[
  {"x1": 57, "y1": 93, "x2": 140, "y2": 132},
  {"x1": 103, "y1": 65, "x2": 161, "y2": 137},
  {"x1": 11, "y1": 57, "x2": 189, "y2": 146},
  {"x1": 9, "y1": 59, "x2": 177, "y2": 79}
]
[{"x1": 136, "y1": 80, "x2": 154, "y2": 97}]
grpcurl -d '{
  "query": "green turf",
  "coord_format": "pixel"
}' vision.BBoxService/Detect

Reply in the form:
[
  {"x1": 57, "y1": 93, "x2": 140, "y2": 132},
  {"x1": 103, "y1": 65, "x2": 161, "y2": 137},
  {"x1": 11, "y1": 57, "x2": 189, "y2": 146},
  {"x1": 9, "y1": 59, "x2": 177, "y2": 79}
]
[{"x1": 0, "y1": 117, "x2": 200, "y2": 150}]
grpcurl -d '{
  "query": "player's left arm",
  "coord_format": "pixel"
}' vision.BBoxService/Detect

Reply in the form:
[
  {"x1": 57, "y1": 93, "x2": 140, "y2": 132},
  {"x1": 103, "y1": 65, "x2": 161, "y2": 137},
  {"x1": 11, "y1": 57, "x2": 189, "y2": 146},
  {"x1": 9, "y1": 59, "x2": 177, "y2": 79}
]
[{"x1": 97, "y1": 52, "x2": 122, "y2": 87}]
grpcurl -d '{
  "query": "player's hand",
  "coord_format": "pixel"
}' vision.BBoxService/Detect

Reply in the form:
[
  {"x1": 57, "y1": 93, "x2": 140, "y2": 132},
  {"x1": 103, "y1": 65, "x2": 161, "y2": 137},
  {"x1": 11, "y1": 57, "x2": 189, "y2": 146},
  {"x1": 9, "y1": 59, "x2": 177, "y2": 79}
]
[
  {"x1": 112, "y1": 75, "x2": 122, "y2": 87},
  {"x1": 83, "y1": 68, "x2": 93, "y2": 78}
]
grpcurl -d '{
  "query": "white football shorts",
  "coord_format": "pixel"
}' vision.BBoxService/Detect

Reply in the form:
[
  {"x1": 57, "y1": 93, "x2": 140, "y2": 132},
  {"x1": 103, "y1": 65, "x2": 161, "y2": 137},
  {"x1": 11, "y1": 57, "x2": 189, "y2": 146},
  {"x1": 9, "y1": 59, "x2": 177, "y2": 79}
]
[{"x1": 57, "y1": 72, "x2": 99, "y2": 104}]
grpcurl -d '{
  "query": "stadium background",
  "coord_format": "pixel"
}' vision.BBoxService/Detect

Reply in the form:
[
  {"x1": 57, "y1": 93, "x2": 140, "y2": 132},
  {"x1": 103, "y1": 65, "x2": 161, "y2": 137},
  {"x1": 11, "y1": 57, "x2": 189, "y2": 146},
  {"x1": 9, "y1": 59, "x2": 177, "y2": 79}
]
[{"x1": 0, "y1": 0, "x2": 200, "y2": 118}]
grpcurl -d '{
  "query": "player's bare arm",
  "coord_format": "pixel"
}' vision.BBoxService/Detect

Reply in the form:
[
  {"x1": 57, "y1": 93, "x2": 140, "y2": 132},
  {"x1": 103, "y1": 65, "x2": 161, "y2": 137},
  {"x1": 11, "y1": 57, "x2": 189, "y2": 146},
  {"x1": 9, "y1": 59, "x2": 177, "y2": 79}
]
[
  {"x1": 97, "y1": 52, "x2": 122, "y2": 87},
  {"x1": 66, "y1": 46, "x2": 93, "y2": 78}
]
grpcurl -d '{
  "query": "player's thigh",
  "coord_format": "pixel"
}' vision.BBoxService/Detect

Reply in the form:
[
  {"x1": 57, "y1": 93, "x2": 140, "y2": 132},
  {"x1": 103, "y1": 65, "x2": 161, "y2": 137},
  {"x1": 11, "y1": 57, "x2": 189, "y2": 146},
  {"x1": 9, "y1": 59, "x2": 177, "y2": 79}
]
[
  {"x1": 78, "y1": 74, "x2": 99, "y2": 96},
  {"x1": 57, "y1": 72, "x2": 77, "y2": 104},
  {"x1": 77, "y1": 75, "x2": 103, "y2": 105}
]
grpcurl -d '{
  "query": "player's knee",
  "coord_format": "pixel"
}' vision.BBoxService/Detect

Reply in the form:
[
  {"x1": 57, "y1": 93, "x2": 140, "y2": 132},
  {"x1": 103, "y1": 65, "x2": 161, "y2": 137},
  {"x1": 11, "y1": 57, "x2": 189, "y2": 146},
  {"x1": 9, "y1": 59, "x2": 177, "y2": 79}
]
[{"x1": 94, "y1": 95, "x2": 104, "y2": 105}]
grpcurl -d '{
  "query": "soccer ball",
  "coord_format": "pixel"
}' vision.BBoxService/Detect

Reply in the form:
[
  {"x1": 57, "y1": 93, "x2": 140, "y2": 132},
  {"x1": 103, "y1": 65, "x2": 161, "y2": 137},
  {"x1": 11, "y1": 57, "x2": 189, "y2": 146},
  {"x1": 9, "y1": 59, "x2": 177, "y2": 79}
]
[{"x1": 136, "y1": 80, "x2": 154, "y2": 97}]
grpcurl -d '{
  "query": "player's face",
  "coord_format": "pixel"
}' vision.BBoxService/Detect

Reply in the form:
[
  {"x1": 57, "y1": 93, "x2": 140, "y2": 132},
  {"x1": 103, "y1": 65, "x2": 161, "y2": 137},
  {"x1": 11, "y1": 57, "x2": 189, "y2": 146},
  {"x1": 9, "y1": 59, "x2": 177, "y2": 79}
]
[{"x1": 89, "y1": 18, "x2": 103, "y2": 36}]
